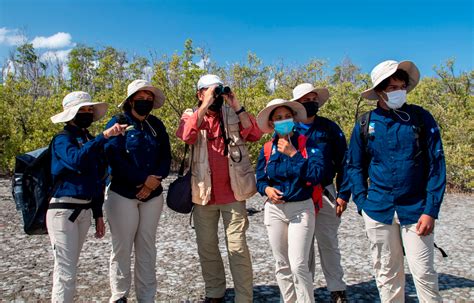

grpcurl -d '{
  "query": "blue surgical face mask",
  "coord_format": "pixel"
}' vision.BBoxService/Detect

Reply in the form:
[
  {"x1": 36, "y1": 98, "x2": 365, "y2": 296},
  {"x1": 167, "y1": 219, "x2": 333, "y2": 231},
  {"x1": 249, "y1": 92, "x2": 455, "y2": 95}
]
[{"x1": 273, "y1": 118, "x2": 295, "y2": 136}]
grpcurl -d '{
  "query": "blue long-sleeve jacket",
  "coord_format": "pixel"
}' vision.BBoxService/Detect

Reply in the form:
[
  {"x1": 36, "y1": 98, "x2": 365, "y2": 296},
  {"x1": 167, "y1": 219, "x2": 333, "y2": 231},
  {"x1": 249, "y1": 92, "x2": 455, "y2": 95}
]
[
  {"x1": 51, "y1": 124, "x2": 108, "y2": 218},
  {"x1": 347, "y1": 104, "x2": 446, "y2": 225},
  {"x1": 256, "y1": 131, "x2": 326, "y2": 202},
  {"x1": 296, "y1": 116, "x2": 352, "y2": 201},
  {"x1": 105, "y1": 112, "x2": 171, "y2": 201}
]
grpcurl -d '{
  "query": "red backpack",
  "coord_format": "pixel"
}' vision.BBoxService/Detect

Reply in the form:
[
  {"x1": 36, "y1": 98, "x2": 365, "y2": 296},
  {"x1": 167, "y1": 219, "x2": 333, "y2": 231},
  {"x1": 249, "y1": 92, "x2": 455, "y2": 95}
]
[{"x1": 263, "y1": 135, "x2": 323, "y2": 212}]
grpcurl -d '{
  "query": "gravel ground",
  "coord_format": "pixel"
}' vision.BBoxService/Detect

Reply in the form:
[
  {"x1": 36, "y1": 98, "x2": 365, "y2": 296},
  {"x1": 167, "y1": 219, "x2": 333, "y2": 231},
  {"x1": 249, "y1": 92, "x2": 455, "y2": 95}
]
[{"x1": 0, "y1": 177, "x2": 473, "y2": 302}]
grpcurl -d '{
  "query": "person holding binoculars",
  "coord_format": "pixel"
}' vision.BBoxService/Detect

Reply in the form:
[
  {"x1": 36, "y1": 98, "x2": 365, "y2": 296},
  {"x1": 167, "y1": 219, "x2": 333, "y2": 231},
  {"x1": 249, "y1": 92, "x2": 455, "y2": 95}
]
[{"x1": 176, "y1": 74, "x2": 263, "y2": 303}]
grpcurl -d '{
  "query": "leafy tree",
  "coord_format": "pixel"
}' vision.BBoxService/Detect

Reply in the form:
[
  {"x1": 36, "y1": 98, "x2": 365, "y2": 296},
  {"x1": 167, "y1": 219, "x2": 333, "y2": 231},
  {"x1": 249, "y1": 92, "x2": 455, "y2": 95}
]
[{"x1": 0, "y1": 42, "x2": 471, "y2": 191}]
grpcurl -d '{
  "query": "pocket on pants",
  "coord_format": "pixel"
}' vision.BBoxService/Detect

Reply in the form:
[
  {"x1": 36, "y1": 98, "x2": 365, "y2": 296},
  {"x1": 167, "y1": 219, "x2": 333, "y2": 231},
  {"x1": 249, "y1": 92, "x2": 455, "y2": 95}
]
[
  {"x1": 263, "y1": 202, "x2": 271, "y2": 226},
  {"x1": 51, "y1": 209, "x2": 74, "y2": 232}
]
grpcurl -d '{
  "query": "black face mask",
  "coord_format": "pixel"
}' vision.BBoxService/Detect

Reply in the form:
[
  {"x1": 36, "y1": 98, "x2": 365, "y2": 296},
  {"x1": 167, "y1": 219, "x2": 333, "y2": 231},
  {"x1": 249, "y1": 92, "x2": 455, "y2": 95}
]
[
  {"x1": 73, "y1": 112, "x2": 93, "y2": 129},
  {"x1": 208, "y1": 95, "x2": 224, "y2": 112},
  {"x1": 302, "y1": 102, "x2": 319, "y2": 118},
  {"x1": 133, "y1": 100, "x2": 154, "y2": 116}
]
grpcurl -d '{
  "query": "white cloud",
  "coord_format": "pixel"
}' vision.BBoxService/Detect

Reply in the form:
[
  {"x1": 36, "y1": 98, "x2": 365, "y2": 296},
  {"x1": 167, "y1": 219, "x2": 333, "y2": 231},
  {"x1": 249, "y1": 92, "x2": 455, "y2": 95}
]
[
  {"x1": 0, "y1": 27, "x2": 27, "y2": 46},
  {"x1": 31, "y1": 32, "x2": 74, "y2": 49},
  {"x1": 40, "y1": 49, "x2": 72, "y2": 62}
]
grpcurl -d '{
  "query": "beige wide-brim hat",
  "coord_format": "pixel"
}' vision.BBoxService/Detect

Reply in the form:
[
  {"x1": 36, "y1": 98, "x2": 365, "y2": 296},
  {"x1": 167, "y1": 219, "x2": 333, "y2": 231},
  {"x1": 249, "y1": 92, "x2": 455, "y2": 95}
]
[
  {"x1": 257, "y1": 99, "x2": 307, "y2": 133},
  {"x1": 290, "y1": 83, "x2": 330, "y2": 107},
  {"x1": 118, "y1": 79, "x2": 165, "y2": 109},
  {"x1": 362, "y1": 60, "x2": 420, "y2": 100},
  {"x1": 51, "y1": 91, "x2": 108, "y2": 124}
]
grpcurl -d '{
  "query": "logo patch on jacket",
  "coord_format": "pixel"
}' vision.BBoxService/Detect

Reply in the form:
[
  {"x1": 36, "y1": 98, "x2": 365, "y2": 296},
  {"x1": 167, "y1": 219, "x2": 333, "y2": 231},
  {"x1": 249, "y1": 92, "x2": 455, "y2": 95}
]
[{"x1": 368, "y1": 122, "x2": 375, "y2": 134}]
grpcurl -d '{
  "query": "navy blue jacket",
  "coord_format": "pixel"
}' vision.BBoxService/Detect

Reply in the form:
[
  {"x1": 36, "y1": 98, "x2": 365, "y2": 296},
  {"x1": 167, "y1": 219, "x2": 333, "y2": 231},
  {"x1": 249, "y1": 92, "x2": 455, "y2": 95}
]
[
  {"x1": 256, "y1": 130, "x2": 326, "y2": 202},
  {"x1": 51, "y1": 124, "x2": 108, "y2": 218},
  {"x1": 347, "y1": 104, "x2": 446, "y2": 225},
  {"x1": 105, "y1": 112, "x2": 171, "y2": 201},
  {"x1": 296, "y1": 116, "x2": 351, "y2": 201}
]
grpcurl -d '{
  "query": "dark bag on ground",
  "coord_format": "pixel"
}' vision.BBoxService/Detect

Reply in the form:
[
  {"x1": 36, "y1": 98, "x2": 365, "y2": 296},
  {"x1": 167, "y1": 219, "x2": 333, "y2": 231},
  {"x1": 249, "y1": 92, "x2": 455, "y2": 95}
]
[
  {"x1": 11, "y1": 131, "x2": 69, "y2": 235},
  {"x1": 166, "y1": 144, "x2": 193, "y2": 214}
]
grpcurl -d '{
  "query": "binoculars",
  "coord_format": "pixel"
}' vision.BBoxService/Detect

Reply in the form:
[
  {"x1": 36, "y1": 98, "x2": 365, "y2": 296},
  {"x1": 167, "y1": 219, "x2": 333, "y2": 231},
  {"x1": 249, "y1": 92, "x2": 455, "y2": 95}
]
[{"x1": 214, "y1": 85, "x2": 231, "y2": 96}]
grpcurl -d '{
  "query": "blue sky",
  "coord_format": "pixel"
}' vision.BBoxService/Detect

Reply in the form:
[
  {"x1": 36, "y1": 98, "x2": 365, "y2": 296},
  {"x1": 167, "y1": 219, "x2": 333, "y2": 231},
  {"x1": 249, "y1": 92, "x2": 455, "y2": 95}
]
[{"x1": 0, "y1": 0, "x2": 472, "y2": 76}]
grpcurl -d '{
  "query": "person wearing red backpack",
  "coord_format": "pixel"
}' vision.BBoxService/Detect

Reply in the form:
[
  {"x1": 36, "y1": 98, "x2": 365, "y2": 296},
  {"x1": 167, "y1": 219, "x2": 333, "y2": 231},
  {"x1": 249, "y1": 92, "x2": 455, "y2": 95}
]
[
  {"x1": 291, "y1": 83, "x2": 351, "y2": 303},
  {"x1": 256, "y1": 99, "x2": 327, "y2": 303}
]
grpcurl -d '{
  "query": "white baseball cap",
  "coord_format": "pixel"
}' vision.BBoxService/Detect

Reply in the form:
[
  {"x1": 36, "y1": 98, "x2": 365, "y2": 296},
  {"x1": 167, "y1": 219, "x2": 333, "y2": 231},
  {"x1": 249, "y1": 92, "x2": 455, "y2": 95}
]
[
  {"x1": 197, "y1": 74, "x2": 223, "y2": 90},
  {"x1": 362, "y1": 60, "x2": 420, "y2": 100},
  {"x1": 290, "y1": 83, "x2": 330, "y2": 107},
  {"x1": 118, "y1": 79, "x2": 166, "y2": 109},
  {"x1": 51, "y1": 91, "x2": 108, "y2": 124}
]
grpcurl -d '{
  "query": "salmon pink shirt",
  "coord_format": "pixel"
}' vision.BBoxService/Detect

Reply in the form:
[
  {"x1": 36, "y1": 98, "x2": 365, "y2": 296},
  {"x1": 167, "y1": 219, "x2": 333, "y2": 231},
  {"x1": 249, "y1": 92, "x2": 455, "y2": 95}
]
[{"x1": 176, "y1": 110, "x2": 262, "y2": 204}]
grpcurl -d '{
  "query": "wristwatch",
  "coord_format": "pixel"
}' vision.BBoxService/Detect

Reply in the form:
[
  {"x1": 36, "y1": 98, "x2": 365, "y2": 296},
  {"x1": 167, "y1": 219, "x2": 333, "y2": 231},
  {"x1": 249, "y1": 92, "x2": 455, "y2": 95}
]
[{"x1": 235, "y1": 106, "x2": 246, "y2": 115}]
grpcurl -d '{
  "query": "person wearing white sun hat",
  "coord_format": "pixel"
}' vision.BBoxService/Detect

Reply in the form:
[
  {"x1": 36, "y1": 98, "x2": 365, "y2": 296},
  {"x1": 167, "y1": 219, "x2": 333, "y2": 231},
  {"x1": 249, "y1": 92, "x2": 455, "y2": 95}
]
[
  {"x1": 347, "y1": 60, "x2": 446, "y2": 302},
  {"x1": 255, "y1": 98, "x2": 326, "y2": 303},
  {"x1": 104, "y1": 79, "x2": 171, "y2": 303},
  {"x1": 176, "y1": 74, "x2": 262, "y2": 303},
  {"x1": 291, "y1": 83, "x2": 351, "y2": 303},
  {"x1": 48, "y1": 91, "x2": 126, "y2": 302}
]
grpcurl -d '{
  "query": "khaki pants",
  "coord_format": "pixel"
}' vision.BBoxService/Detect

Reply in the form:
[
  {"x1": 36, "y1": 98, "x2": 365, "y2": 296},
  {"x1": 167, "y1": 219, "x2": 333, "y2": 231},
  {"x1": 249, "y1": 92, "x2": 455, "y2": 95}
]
[
  {"x1": 104, "y1": 190, "x2": 164, "y2": 303},
  {"x1": 46, "y1": 197, "x2": 92, "y2": 303},
  {"x1": 264, "y1": 198, "x2": 315, "y2": 303},
  {"x1": 362, "y1": 211, "x2": 442, "y2": 303},
  {"x1": 193, "y1": 201, "x2": 253, "y2": 303},
  {"x1": 309, "y1": 185, "x2": 346, "y2": 292}
]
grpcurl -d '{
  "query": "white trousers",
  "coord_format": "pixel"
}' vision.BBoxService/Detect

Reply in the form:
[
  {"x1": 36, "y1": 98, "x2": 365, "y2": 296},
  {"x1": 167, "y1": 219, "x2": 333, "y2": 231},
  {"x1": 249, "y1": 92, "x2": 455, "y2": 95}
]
[
  {"x1": 104, "y1": 190, "x2": 164, "y2": 303},
  {"x1": 309, "y1": 186, "x2": 346, "y2": 292},
  {"x1": 264, "y1": 198, "x2": 315, "y2": 303},
  {"x1": 46, "y1": 198, "x2": 92, "y2": 303},
  {"x1": 362, "y1": 211, "x2": 442, "y2": 303}
]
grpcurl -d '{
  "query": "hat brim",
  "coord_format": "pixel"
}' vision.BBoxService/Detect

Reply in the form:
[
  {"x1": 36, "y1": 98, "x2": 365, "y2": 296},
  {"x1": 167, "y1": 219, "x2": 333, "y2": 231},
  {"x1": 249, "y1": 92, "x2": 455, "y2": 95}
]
[
  {"x1": 362, "y1": 61, "x2": 420, "y2": 100},
  {"x1": 257, "y1": 101, "x2": 307, "y2": 133},
  {"x1": 118, "y1": 86, "x2": 166, "y2": 109},
  {"x1": 51, "y1": 102, "x2": 108, "y2": 124},
  {"x1": 290, "y1": 87, "x2": 330, "y2": 107}
]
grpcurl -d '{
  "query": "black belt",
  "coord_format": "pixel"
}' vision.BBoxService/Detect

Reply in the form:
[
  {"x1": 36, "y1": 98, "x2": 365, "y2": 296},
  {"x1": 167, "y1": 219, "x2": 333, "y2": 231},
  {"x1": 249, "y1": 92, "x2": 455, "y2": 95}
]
[{"x1": 48, "y1": 203, "x2": 92, "y2": 222}]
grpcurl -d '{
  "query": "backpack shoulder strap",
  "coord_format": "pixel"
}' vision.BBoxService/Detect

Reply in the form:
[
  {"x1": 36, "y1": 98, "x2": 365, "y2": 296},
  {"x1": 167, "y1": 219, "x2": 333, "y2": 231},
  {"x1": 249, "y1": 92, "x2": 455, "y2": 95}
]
[
  {"x1": 407, "y1": 104, "x2": 429, "y2": 164},
  {"x1": 357, "y1": 110, "x2": 372, "y2": 147},
  {"x1": 356, "y1": 111, "x2": 372, "y2": 176},
  {"x1": 297, "y1": 134, "x2": 308, "y2": 158},
  {"x1": 409, "y1": 104, "x2": 426, "y2": 135},
  {"x1": 263, "y1": 140, "x2": 273, "y2": 163}
]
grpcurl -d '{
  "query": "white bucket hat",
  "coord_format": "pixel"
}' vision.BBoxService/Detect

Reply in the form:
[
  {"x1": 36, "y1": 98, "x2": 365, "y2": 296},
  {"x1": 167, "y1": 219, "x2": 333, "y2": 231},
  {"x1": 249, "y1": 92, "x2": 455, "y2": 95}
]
[
  {"x1": 51, "y1": 91, "x2": 108, "y2": 124},
  {"x1": 290, "y1": 83, "x2": 330, "y2": 107},
  {"x1": 118, "y1": 79, "x2": 165, "y2": 109},
  {"x1": 362, "y1": 60, "x2": 420, "y2": 100},
  {"x1": 257, "y1": 99, "x2": 307, "y2": 133},
  {"x1": 197, "y1": 74, "x2": 224, "y2": 90}
]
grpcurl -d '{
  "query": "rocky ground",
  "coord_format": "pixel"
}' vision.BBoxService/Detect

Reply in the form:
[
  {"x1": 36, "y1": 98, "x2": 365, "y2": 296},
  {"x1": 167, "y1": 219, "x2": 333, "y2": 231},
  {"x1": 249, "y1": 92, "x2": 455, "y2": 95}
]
[{"x1": 0, "y1": 177, "x2": 473, "y2": 302}]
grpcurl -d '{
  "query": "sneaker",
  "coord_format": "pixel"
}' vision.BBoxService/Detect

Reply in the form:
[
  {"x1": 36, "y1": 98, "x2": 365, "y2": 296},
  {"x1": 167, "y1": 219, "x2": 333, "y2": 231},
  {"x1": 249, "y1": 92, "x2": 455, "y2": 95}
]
[{"x1": 331, "y1": 290, "x2": 347, "y2": 303}]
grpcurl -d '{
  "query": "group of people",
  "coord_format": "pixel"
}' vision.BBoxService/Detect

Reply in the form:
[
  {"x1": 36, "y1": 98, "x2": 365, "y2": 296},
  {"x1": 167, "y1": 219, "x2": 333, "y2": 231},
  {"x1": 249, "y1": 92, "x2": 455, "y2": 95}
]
[{"x1": 46, "y1": 59, "x2": 446, "y2": 303}]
